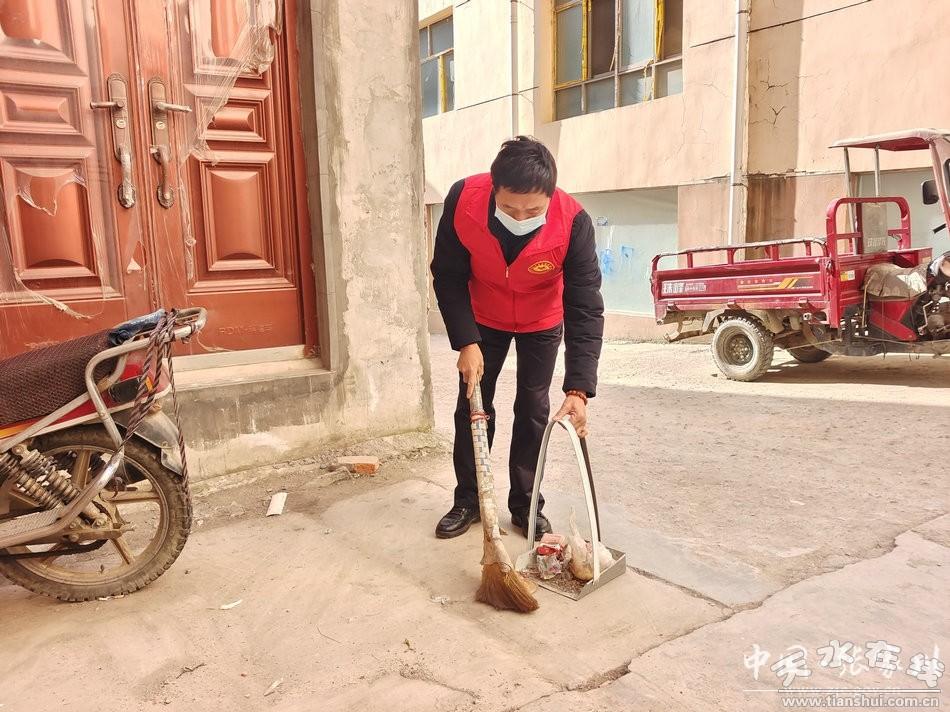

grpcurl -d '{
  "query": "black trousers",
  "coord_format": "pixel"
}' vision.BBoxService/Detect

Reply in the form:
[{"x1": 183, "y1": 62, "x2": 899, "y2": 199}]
[{"x1": 453, "y1": 322, "x2": 562, "y2": 514}]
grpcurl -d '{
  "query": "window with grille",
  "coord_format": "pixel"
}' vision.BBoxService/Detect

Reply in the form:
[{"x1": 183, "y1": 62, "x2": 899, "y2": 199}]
[
  {"x1": 554, "y1": 0, "x2": 683, "y2": 120},
  {"x1": 420, "y1": 15, "x2": 455, "y2": 118}
]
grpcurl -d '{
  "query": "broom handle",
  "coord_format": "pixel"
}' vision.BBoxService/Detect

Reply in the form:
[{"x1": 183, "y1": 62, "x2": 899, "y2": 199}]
[{"x1": 470, "y1": 382, "x2": 511, "y2": 567}]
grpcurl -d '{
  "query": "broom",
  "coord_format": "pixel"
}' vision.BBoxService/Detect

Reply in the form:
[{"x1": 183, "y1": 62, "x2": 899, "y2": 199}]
[{"x1": 469, "y1": 381, "x2": 539, "y2": 613}]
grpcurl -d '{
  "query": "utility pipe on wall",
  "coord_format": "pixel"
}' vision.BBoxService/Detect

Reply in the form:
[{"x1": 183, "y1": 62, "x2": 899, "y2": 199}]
[
  {"x1": 727, "y1": 0, "x2": 750, "y2": 245},
  {"x1": 510, "y1": 0, "x2": 520, "y2": 137}
]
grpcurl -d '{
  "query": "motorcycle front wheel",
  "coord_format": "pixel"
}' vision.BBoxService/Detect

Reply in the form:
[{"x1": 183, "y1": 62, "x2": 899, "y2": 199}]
[{"x1": 0, "y1": 426, "x2": 192, "y2": 602}]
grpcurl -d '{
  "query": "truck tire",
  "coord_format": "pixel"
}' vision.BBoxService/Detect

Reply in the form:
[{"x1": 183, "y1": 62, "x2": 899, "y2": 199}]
[
  {"x1": 788, "y1": 344, "x2": 832, "y2": 363},
  {"x1": 712, "y1": 316, "x2": 774, "y2": 381}
]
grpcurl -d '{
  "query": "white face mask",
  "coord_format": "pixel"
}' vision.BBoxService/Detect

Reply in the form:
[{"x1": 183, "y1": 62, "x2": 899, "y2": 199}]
[{"x1": 494, "y1": 206, "x2": 546, "y2": 237}]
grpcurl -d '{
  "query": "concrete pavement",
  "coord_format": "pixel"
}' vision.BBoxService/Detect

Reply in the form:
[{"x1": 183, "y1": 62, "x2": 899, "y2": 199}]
[{"x1": 0, "y1": 339, "x2": 947, "y2": 710}]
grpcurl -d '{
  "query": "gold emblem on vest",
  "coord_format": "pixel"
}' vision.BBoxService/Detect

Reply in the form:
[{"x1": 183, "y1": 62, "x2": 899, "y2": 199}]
[{"x1": 528, "y1": 260, "x2": 555, "y2": 274}]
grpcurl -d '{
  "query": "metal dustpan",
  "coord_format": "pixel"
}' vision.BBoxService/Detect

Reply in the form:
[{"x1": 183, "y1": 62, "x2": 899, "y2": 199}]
[{"x1": 515, "y1": 417, "x2": 626, "y2": 600}]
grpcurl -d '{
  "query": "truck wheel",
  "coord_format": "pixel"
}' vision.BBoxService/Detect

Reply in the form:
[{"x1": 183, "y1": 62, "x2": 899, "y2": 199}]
[
  {"x1": 788, "y1": 344, "x2": 831, "y2": 363},
  {"x1": 712, "y1": 316, "x2": 774, "y2": 381}
]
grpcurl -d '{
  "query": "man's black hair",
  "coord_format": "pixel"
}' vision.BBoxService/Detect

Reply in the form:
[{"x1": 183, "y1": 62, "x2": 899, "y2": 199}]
[{"x1": 490, "y1": 136, "x2": 557, "y2": 197}]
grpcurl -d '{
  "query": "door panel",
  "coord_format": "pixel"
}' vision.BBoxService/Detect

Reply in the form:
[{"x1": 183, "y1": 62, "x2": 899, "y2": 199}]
[
  {"x1": 0, "y1": 0, "x2": 312, "y2": 358},
  {"x1": 0, "y1": 0, "x2": 150, "y2": 355},
  {"x1": 160, "y1": 0, "x2": 306, "y2": 351}
]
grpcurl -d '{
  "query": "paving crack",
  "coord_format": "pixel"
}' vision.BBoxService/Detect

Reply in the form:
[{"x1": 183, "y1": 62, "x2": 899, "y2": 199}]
[
  {"x1": 626, "y1": 563, "x2": 733, "y2": 609},
  {"x1": 398, "y1": 662, "x2": 479, "y2": 700},
  {"x1": 503, "y1": 512, "x2": 941, "y2": 711},
  {"x1": 514, "y1": 512, "x2": 950, "y2": 711},
  {"x1": 501, "y1": 661, "x2": 633, "y2": 711},
  {"x1": 568, "y1": 661, "x2": 632, "y2": 692},
  {"x1": 630, "y1": 512, "x2": 950, "y2": 652},
  {"x1": 501, "y1": 688, "x2": 562, "y2": 712}
]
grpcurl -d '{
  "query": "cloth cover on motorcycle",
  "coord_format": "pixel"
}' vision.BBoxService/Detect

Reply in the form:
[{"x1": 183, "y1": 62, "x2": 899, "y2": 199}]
[
  {"x1": 0, "y1": 331, "x2": 115, "y2": 425},
  {"x1": 929, "y1": 253, "x2": 950, "y2": 279},
  {"x1": 862, "y1": 263, "x2": 929, "y2": 300}
]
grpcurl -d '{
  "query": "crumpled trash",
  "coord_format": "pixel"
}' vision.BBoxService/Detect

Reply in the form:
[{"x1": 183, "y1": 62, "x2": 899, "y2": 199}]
[{"x1": 536, "y1": 544, "x2": 563, "y2": 580}]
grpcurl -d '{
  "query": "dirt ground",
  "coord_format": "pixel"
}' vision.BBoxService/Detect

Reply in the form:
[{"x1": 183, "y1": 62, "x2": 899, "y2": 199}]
[{"x1": 0, "y1": 337, "x2": 947, "y2": 711}]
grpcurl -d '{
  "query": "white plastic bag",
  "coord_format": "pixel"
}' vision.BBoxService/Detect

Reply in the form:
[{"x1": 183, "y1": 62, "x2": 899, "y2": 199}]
[
  {"x1": 566, "y1": 508, "x2": 593, "y2": 582},
  {"x1": 595, "y1": 540, "x2": 615, "y2": 571},
  {"x1": 565, "y1": 508, "x2": 615, "y2": 582}
]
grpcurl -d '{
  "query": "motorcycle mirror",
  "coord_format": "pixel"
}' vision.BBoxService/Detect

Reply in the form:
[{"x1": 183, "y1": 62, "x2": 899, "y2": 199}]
[{"x1": 922, "y1": 179, "x2": 940, "y2": 205}]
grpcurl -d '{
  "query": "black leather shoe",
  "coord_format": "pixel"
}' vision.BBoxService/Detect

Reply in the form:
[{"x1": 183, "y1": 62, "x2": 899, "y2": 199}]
[
  {"x1": 511, "y1": 509, "x2": 552, "y2": 540},
  {"x1": 435, "y1": 505, "x2": 480, "y2": 539}
]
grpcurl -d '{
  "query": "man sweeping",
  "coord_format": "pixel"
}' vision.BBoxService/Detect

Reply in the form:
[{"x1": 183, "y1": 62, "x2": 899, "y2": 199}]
[{"x1": 431, "y1": 136, "x2": 604, "y2": 541}]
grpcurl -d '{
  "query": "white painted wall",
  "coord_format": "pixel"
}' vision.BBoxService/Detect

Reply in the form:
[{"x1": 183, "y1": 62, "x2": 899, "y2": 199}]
[
  {"x1": 748, "y1": 0, "x2": 950, "y2": 176},
  {"x1": 857, "y1": 170, "x2": 950, "y2": 255},
  {"x1": 422, "y1": 0, "x2": 737, "y2": 199},
  {"x1": 418, "y1": 0, "x2": 950, "y2": 337},
  {"x1": 421, "y1": 0, "x2": 950, "y2": 191},
  {"x1": 532, "y1": 0, "x2": 735, "y2": 193},
  {"x1": 578, "y1": 189, "x2": 678, "y2": 314},
  {"x1": 421, "y1": 0, "x2": 517, "y2": 202}
]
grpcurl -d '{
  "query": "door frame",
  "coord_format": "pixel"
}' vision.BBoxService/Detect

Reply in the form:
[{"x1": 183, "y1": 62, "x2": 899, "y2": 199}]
[{"x1": 283, "y1": 0, "x2": 321, "y2": 356}]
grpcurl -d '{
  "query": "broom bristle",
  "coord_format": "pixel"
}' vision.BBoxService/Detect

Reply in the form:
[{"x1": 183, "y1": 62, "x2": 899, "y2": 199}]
[{"x1": 475, "y1": 562, "x2": 539, "y2": 613}]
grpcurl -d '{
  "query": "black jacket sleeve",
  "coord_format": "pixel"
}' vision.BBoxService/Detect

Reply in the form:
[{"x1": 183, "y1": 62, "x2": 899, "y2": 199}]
[
  {"x1": 430, "y1": 179, "x2": 481, "y2": 350},
  {"x1": 562, "y1": 210, "x2": 604, "y2": 397}
]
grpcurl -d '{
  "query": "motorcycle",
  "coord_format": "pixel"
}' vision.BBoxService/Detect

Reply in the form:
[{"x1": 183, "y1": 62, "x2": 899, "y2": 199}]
[
  {"x1": 861, "y1": 249, "x2": 950, "y2": 342},
  {"x1": 0, "y1": 308, "x2": 205, "y2": 601},
  {"x1": 921, "y1": 251, "x2": 950, "y2": 336}
]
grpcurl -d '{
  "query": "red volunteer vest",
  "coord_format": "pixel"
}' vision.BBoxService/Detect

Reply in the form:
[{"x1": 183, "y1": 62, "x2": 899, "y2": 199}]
[{"x1": 454, "y1": 174, "x2": 582, "y2": 333}]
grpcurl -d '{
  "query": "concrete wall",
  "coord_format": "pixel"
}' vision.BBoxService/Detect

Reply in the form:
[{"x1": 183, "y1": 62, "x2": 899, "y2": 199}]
[
  {"x1": 181, "y1": 0, "x2": 433, "y2": 479},
  {"x1": 748, "y1": 0, "x2": 950, "y2": 176},
  {"x1": 533, "y1": 0, "x2": 735, "y2": 193},
  {"x1": 577, "y1": 189, "x2": 678, "y2": 315},
  {"x1": 745, "y1": 0, "x2": 950, "y2": 254},
  {"x1": 420, "y1": 0, "x2": 517, "y2": 202},
  {"x1": 421, "y1": 0, "x2": 737, "y2": 197},
  {"x1": 419, "y1": 0, "x2": 950, "y2": 340}
]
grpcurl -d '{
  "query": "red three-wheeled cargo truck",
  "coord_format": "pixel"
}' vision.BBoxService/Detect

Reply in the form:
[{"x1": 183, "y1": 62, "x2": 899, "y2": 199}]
[{"x1": 652, "y1": 129, "x2": 950, "y2": 381}]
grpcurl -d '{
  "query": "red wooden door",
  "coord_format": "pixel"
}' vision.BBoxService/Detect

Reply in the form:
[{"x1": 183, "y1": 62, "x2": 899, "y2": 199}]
[
  {"x1": 135, "y1": 0, "x2": 311, "y2": 353},
  {"x1": 0, "y1": 1, "x2": 152, "y2": 355},
  {"x1": 0, "y1": 0, "x2": 314, "y2": 358}
]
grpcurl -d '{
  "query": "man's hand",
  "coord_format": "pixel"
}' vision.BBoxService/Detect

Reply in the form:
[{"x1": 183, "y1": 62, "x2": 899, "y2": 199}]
[
  {"x1": 457, "y1": 343, "x2": 484, "y2": 399},
  {"x1": 553, "y1": 394, "x2": 588, "y2": 438}
]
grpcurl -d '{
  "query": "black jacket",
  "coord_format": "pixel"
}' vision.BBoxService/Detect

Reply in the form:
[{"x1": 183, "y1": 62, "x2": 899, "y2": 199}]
[{"x1": 430, "y1": 179, "x2": 604, "y2": 397}]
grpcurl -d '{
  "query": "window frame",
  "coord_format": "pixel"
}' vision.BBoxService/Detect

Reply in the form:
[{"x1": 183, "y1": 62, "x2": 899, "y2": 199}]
[
  {"x1": 420, "y1": 13, "x2": 455, "y2": 117},
  {"x1": 553, "y1": 0, "x2": 683, "y2": 120}
]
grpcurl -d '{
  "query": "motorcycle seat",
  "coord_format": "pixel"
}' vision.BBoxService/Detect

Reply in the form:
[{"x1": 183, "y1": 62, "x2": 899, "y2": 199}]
[
  {"x1": 0, "y1": 330, "x2": 116, "y2": 427},
  {"x1": 863, "y1": 263, "x2": 929, "y2": 301}
]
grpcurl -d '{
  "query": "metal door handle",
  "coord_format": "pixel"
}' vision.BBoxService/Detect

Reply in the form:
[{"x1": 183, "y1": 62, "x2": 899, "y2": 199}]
[
  {"x1": 90, "y1": 75, "x2": 136, "y2": 209},
  {"x1": 91, "y1": 99, "x2": 125, "y2": 109},
  {"x1": 154, "y1": 101, "x2": 192, "y2": 114},
  {"x1": 149, "y1": 144, "x2": 174, "y2": 209},
  {"x1": 147, "y1": 78, "x2": 190, "y2": 208},
  {"x1": 116, "y1": 146, "x2": 136, "y2": 210}
]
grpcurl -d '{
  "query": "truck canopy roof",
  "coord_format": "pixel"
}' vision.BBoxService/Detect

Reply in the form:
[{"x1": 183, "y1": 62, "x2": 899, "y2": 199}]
[{"x1": 831, "y1": 128, "x2": 950, "y2": 151}]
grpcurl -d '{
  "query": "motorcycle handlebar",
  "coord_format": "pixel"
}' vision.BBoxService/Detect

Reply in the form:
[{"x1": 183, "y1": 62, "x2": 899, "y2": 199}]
[
  {"x1": 171, "y1": 307, "x2": 207, "y2": 340},
  {"x1": 109, "y1": 307, "x2": 207, "y2": 346}
]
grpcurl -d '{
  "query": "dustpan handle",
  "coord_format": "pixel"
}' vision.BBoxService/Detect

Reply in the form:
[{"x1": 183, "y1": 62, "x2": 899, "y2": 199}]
[
  {"x1": 524, "y1": 417, "x2": 603, "y2": 582},
  {"x1": 579, "y1": 438, "x2": 600, "y2": 535}
]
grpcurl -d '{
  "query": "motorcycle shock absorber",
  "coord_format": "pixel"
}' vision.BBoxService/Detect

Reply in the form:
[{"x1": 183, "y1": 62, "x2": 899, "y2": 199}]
[{"x1": 0, "y1": 447, "x2": 106, "y2": 523}]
